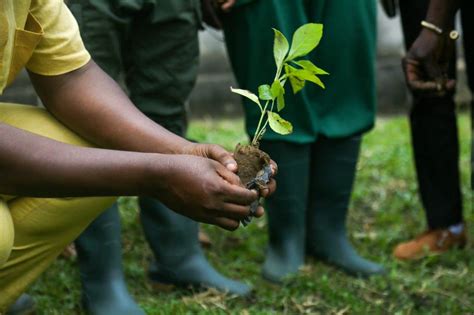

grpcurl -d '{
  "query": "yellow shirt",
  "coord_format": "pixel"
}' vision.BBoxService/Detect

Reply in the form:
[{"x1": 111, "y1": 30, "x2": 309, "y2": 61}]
[{"x1": 0, "y1": 0, "x2": 90, "y2": 94}]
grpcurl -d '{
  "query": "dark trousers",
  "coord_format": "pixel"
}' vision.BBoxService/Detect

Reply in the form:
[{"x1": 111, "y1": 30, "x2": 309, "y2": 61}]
[
  {"x1": 399, "y1": 1, "x2": 473, "y2": 229},
  {"x1": 68, "y1": 0, "x2": 201, "y2": 135}
]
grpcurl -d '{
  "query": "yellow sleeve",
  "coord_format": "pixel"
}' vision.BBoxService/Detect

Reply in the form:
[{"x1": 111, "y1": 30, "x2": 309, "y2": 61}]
[{"x1": 26, "y1": 0, "x2": 91, "y2": 75}]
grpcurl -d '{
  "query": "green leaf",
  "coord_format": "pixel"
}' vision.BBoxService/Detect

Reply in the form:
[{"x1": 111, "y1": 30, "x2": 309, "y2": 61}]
[
  {"x1": 270, "y1": 80, "x2": 281, "y2": 98},
  {"x1": 291, "y1": 69, "x2": 325, "y2": 89},
  {"x1": 273, "y1": 28, "x2": 289, "y2": 68},
  {"x1": 267, "y1": 111, "x2": 293, "y2": 135},
  {"x1": 285, "y1": 64, "x2": 306, "y2": 93},
  {"x1": 230, "y1": 87, "x2": 262, "y2": 110},
  {"x1": 270, "y1": 80, "x2": 285, "y2": 111},
  {"x1": 277, "y1": 91, "x2": 285, "y2": 112},
  {"x1": 293, "y1": 60, "x2": 329, "y2": 75},
  {"x1": 258, "y1": 84, "x2": 273, "y2": 101},
  {"x1": 287, "y1": 23, "x2": 323, "y2": 61}
]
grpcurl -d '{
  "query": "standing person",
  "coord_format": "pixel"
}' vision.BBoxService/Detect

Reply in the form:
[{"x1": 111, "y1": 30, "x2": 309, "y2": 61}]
[
  {"x1": 65, "y1": 1, "x2": 250, "y2": 315},
  {"x1": 222, "y1": 0, "x2": 385, "y2": 283},
  {"x1": 388, "y1": 0, "x2": 472, "y2": 260},
  {"x1": 0, "y1": 0, "x2": 275, "y2": 312}
]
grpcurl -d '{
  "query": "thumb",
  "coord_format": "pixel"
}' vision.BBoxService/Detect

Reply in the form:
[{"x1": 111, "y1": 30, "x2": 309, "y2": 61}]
[{"x1": 206, "y1": 144, "x2": 238, "y2": 172}]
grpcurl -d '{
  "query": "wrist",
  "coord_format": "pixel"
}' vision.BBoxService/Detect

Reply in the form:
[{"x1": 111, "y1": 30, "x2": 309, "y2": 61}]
[
  {"x1": 141, "y1": 153, "x2": 174, "y2": 196},
  {"x1": 425, "y1": 0, "x2": 459, "y2": 30},
  {"x1": 407, "y1": 28, "x2": 439, "y2": 60},
  {"x1": 168, "y1": 138, "x2": 194, "y2": 155}
]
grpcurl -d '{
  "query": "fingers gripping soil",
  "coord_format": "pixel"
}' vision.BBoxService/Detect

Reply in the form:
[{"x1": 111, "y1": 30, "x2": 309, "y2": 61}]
[{"x1": 153, "y1": 155, "x2": 257, "y2": 229}]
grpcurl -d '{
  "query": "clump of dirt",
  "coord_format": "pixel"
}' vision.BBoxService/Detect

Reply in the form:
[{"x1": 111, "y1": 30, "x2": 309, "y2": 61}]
[
  {"x1": 234, "y1": 143, "x2": 271, "y2": 186},
  {"x1": 234, "y1": 143, "x2": 273, "y2": 226}
]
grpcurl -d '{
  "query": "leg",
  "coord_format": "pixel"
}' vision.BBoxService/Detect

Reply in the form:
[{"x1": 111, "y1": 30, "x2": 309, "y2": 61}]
[
  {"x1": 1, "y1": 200, "x2": 35, "y2": 315},
  {"x1": 4, "y1": 293, "x2": 35, "y2": 315},
  {"x1": 409, "y1": 98, "x2": 463, "y2": 228},
  {"x1": 75, "y1": 204, "x2": 143, "y2": 315},
  {"x1": 124, "y1": 0, "x2": 201, "y2": 135},
  {"x1": 259, "y1": 141, "x2": 310, "y2": 283},
  {"x1": 306, "y1": 136, "x2": 384, "y2": 276},
  {"x1": 0, "y1": 103, "x2": 115, "y2": 311},
  {"x1": 0, "y1": 196, "x2": 114, "y2": 311},
  {"x1": 461, "y1": 3, "x2": 474, "y2": 190},
  {"x1": 127, "y1": 2, "x2": 250, "y2": 295},
  {"x1": 68, "y1": 2, "x2": 144, "y2": 314},
  {"x1": 400, "y1": 0, "x2": 463, "y2": 229},
  {"x1": 139, "y1": 198, "x2": 250, "y2": 295},
  {"x1": 393, "y1": 1, "x2": 466, "y2": 260}
]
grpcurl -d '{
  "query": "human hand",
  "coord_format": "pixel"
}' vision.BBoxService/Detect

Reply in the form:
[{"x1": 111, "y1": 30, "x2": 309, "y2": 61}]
[
  {"x1": 151, "y1": 154, "x2": 261, "y2": 230},
  {"x1": 403, "y1": 28, "x2": 456, "y2": 97},
  {"x1": 181, "y1": 143, "x2": 277, "y2": 197},
  {"x1": 216, "y1": 0, "x2": 236, "y2": 11}
]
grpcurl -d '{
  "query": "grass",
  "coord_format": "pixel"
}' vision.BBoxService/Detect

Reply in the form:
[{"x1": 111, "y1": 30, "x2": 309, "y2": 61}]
[{"x1": 29, "y1": 115, "x2": 473, "y2": 314}]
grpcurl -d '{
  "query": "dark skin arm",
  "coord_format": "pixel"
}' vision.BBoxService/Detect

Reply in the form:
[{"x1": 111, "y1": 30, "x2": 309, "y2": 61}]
[
  {"x1": 0, "y1": 61, "x2": 277, "y2": 230},
  {"x1": 29, "y1": 61, "x2": 203, "y2": 155},
  {"x1": 403, "y1": 0, "x2": 461, "y2": 96},
  {"x1": 29, "y1": 60, "x2": 276, "y2": 196},
  {"x1": 0, "y1": 122, "x2": 259, "y2": 230}
]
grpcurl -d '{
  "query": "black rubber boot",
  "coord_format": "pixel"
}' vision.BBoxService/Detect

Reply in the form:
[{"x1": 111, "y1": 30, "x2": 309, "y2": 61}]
[
  {"x1": 75, "y1": 204, "x2": 145, "y2": 315},
  {"x1": 5, "y1": 294, "x2": 35, "y2": 315},
  {"x1": 306, "y1": 136, "x2": 385, "y2": 277},
  {"x1": 139, "y1": 197, "x2": 251, "y2": 296},
  {"x1": 259, "y1": 141, "x2": 311, "y2": 283}
]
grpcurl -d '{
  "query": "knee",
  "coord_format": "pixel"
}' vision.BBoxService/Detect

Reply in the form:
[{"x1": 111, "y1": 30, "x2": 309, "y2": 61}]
[{"x1": 0, "y1": 202, "x2": 14, "y2": 267}]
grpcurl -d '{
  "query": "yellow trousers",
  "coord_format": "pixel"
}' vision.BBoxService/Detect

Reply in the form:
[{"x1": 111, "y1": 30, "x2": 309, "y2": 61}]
[{"x1": 0, "y1": 103, "x2": 115, "y2": 311}]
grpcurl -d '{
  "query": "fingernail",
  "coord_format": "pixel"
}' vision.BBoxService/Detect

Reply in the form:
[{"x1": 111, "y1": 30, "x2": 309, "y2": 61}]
[{"x1": 226, "y1": 162, "x2": 237, "y2": 171}]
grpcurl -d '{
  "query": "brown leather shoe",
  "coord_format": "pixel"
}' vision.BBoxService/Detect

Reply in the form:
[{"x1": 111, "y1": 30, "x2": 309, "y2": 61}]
[{"x1": 393, "y1": 228, "x2": 467, "y2": 260}]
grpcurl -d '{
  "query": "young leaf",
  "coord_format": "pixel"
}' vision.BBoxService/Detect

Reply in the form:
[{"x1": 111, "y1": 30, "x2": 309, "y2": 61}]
[
  {"x1": 258, "y1": 84, "x2": 274, "y2": 101},
  {"x1": 273, "y1": 28, "x2": 289, "y2": 68},
  {"x1": 285, "y1": 64, "x2": 306, "y2": 93},
  {"x1": 270, "y1": 80, "x2": 285, "y2": 111},
  {"x1": 293, "y1": 60, "x2": 329, "y2": 75},
  {"x1": 291, "y1": 69, "x2": 325, "y2": 89},
  {"x1": 277, "y1": 91, "x2": 285, "y2": 112},
  {"x1": 230, "y1": 87, "x2": 262, "y2": 110},
  {"x1": 287, "y1": 23, "x2": 323, "y2": 61},
  {"x1": 267, "y1": 111, "x2": 293, "y2": 135}
]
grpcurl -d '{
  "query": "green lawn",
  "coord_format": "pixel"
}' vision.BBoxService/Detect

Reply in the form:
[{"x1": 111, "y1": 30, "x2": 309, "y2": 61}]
[{"x1": 29, "y1": 115, "x2": 473, "y2": 314}]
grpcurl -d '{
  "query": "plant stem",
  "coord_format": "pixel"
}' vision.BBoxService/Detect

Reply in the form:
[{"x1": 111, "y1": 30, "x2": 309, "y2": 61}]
[
  {"x1": 251, "y1": 62, "x2": 287, "y2": 145},
  {"x1": 255, "y1": 98, "x2": 276, "y2": 143},
  {"x1": 252, "y1": 100, "x2": 270, "y2": 145}
]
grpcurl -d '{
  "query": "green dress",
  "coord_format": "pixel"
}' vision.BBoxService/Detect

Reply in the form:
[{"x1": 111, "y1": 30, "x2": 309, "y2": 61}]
[{"x1": 223, "y1": 0, "x2": 377, "y2": 143}]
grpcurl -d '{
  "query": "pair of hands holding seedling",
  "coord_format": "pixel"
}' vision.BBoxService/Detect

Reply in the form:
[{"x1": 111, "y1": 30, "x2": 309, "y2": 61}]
[
  {"x1": 161, "y1": 143, "x2": 277, "y2": 230},
  {"x1": 172, "y1": 22, "x2": 330, "y2": 231}
]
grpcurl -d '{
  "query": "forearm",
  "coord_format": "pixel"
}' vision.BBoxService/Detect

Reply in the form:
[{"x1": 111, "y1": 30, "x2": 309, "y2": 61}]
[
  {"x1": 28, "y1": 61, "x2": 191, "y2": 155},
  {"x1": 425, "y1": 0, "x2": 460, "y2": 29},
  {"x1": 0, "y1": 123, "x2": 165, "y2": 197}
]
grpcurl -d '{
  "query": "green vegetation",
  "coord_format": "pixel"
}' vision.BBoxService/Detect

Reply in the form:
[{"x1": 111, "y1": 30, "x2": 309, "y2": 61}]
[
  {"x1": 231, "y1": 23, "x2": 328, "y2": 145},
  {"x1": 30, "y1": 115, "x2": 473, "y2": 314}
]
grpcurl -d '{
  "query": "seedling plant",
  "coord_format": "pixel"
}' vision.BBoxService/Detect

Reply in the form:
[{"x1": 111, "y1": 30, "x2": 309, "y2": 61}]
[
  {"x1": 231, "y1": 23, "x2": 328, "y2": 225},
  {"x1": 231, "y1": 23, "x2": 328, "y2": 146}
]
